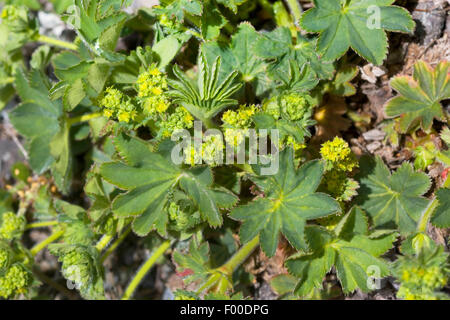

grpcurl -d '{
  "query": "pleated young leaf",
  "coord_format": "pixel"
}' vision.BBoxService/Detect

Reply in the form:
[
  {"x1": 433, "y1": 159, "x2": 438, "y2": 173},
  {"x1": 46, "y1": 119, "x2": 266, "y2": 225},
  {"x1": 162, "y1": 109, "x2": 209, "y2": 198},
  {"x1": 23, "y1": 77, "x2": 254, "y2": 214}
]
[
  {"x1": 286, "y1": 207, "x2": 397, "y2": 296},
  {"x1": 64, "y1": 0, "x2": 128, "y2": 61},
  {"x1": 355, "y1": 156, "x2": 431, "y2": 233},
  {"x1": 385, "y1": 61, "x2": 450, "y2": 133},
  {"x1": 300, "y1": 0, "x2": 415, "y2": 65},
  {"x1": 230, "y1": 148, "x2": 341, "y2": 257}
]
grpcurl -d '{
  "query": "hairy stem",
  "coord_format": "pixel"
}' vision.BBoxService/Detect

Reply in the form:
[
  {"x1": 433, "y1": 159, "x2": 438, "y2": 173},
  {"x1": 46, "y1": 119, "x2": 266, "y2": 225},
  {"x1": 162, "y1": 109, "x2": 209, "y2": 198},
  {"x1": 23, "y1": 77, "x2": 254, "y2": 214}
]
[
  {"x1": 285, "y1": 0, "x2": 303, "y2": 23},
  {"x1": 34, "y1": 35, "x2": 78, "y2": 51},
  {"x1": 30, "y1": 230, "x2": 64, "y2": 257},
  {"x1": 121, "y1": 240, "x2": 171, "y2": 300},
  {"x1": 95, "y1": 234, "x2": 114, "y2": 252},
  {"x1": 26, "y1": 220, "x2": 59, "y2": 230},
  {"x1": 218, "y1": 235, "x2": 259, "y2": 275},
  {"x1": 417, "y1": 177, "x2": 449, "y2": 233},
  {"x1": 67, "y1": 112, "x2": 103, "y2": 126},
  {"x1": 100, "y1": 227, "x2": 132, "y2": 263}
]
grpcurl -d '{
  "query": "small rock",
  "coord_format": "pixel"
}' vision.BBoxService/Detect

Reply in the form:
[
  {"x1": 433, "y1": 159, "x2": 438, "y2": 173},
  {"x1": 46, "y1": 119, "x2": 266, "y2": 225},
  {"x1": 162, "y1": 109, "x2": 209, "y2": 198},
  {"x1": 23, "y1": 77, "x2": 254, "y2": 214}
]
[
  {"x1": 124, "y1": 0, "x2": 159, "y2": 14},
  {"x1": 38, "y1": 11, "x2": 66, "y2": 37},
  {"x1": 366, "y1": 141, "x2": 382, "y2": 153},
  {"x1": 360, "y1": 64, "x2": 387, "y2": 84},
  {"x1": 362, "y1": 129, "x2": 386, "y2": 141},
  {"x1": 412, "y1": 0, "x2": 447, "y2": 46}
]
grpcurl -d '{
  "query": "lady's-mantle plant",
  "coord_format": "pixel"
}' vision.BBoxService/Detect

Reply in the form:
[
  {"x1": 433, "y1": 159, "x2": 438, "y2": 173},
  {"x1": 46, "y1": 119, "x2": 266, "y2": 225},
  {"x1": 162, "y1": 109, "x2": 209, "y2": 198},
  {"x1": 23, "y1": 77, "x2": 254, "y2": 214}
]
[{"x1": 0, "y1": 0, "x2": 448, "y2": 300}]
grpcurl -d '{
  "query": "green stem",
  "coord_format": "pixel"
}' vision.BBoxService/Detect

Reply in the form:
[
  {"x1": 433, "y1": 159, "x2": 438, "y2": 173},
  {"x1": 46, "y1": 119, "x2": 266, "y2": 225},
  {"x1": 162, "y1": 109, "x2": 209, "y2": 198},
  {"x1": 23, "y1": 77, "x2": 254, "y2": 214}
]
[
  {"x1": 121, "y1": 240, "x2": 171, "y2": 300},
  {"x1": 0, "y1": 77, "x2": 15, "y2": 85},
  {"x1": 218, "y1": 235, "x2": 259, "y2": 275},
  {"x1": 100, "y1": 227, "x2": 132, "y2": 263},
  {"x1": 285, "y1": 0, "x2": 303, "y2": 23},
  {"x1": 26, "y1": 220, "x2": 59, "y2": 230},
  {"x1": 417, "y1": 177, "x2": 450, "y2": 233},
  {"x1": 35, "y1": 34, "x2": 78, "y2": 51},
  {"x1": 67, "y1": 112, "x2": 103, "y2": 126},
  {"x1": 95, "y1": 234, "x2": 114, "y2": 252},
  {"x1": 30, "y1": 230, "x2": 64, "y2": 257}
]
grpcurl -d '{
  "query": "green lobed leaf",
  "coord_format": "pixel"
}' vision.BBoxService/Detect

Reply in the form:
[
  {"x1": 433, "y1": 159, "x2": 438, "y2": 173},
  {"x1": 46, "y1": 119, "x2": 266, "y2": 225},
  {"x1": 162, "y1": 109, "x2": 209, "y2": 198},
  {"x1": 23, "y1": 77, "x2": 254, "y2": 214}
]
[
  {"x1": 172, "y1": 237, "x2": 211, "y2": 284},
  {"x1": 202, "y1": 22, "x2": 267, "y2": 88},
  {"x1": 230, "y1": 148, "x2": 341, "y2": 257},
  {"x1": 286, "y1": 208, "x2": 396, "y2": 296},
  {"x1": 179, "y1": 167, "x2": 238, "y2": 228},
  {"x1": 385, "y1": 61, "x2": 450, "y2": 133},
  {"x1": 300, "y1": 0, "x2": 415, "y2": 65},
  {"x1": 9, "y1": 68, "x2": 62, "y2": 173},
  {"x1": 201, "y1": 0, "x2": 228, "y2": 40},
  {"x1": 155, "y1": 0, "x2": 203, "y2": 21},
  {"x1": 100, "y1": 133, "x2": 236, "y2": 236},
  {"x1": 355, "y1": 156, "x2": 431, "y2": 233},
  {"x1": 254, "y1": 27, "x2": 335, "y2": 81}
]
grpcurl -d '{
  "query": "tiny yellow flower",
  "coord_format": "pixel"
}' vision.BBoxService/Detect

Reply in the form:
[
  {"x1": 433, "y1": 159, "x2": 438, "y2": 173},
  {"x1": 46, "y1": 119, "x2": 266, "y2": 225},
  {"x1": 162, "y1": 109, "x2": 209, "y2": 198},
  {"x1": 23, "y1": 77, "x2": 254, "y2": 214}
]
[
  {"x1": 149, "y1": 67, "x2": 161, "y2": 76},
  {"x1": 151, "y1": 87, "x2": 163, "y2": 96},
  {"x1": 103, "y1": 109, "x2": 113, "y2": 118},
  {"x1": 156, "y1": 101, "x2": 169, "y2": 113},
  {"x1": 118, "y1": 111, "x2": 131, "y2": 123}
]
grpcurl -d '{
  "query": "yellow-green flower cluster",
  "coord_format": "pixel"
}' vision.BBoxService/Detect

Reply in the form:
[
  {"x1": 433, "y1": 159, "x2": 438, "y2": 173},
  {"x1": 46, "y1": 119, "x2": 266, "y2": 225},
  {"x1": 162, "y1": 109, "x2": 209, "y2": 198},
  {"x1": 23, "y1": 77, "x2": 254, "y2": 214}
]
[
  {"x1": 99, "y1": 87, "x2": 138, "y2": 124},
  {"x1": 280, "y1": 93, "x2": 313, "y2": 121},
  {"x1": 1, "y1": 5, "x2": 19, "y2": 20},
  {"x1": 184, "y1": 145, "x2": 202, "y2": 167},
  {"x1": 59, "y1": 249, "x2": 92, "y2": 290},
  {"x1": 168, "y1": 202, "x2": 201, "y2": 232},
  {"x1": 137, "y1": 64, "x2": 171, "y2": 116},
  {"x1": 222, "y1": 105, "x2": 258, "y2": 147},
  {"x1": 394, "y1": 245, "x2": 449, "y2": 300},
  {"x1": 202, "y1": 135, "x2": 224, "y2": 166},
  {"x1": 397, "y1": 265, "x2": 448, "y2": 300},
  {"x1": 320, "y1": 137, "x2": 358, "y2": 172},
  {"x1": 0, "y1": 263, "x2": 32, "y2": 298},
  {"x1": 159, "y1": 107, "x2": 194, "y2": 138},
  {"x1": 183, "y1": 136, "x2": 225, "y2": 167},
  {"x1": 224, "y1": 128, "x2": 246, "y2": 148},
  {"x1": 222, "y1": 105, "x2": 257, "y2": 128},
  {"x1": 0, "y1": 212, "x2": 25, "y2": 240},
  {"x1": 159, "y1": 14, "x2": 179, "y2": 29},
  {"x1": 317, "y1": 138, "x2": 359, "y2": 217},
  {"x1": 285, "y1": 136, "x2": 306, "y2": 151},
  {"x1": 1, "y1": 5, "x2": 30, "y2": 33},
  {"x1": 322, "y1": 170, "x2": 358, "y2": 201},
  {"x1": 263, "y1": 93, "x2": 313, "y2": 121}
]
